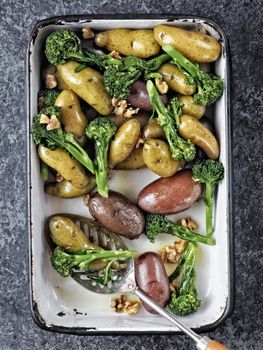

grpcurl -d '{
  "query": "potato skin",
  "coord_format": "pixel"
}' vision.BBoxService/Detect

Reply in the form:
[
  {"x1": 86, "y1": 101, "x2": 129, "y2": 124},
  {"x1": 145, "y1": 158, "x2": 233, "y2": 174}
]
[
  {"x1": 143, "y1": 118, "x2": 164, "y2": 140},
  {"x1": 178, "y1": 114, "x2": 219, "y2": 159},
  {"x1": 143, "y1": 139, "x2": 180, "y2": 177},
  {"x1": 45, "y1": 178, "x2": 96, "y2": 198},
  {"x1": 55, "y1": 90, "x2": 88, "y2": 137},
  {"x1": 88, "y1": 191, "x2": 145, "y2": 239},
  {"x1": 57, "y1": 61, "x2": 113, "y2": 116},
  {"x1": 137, "y1": 169, "x2": 202, "y2": 214},
  {"x1": 178, "y1": 95, "x2": 205, "y2": 119},
  {"x1": 158, "y1": 63, "x2": 196, "y2": 95},
  {"x1": 109, "y1": 119, "x2": 141, "y2": 167},
  {"x1": 154, "y1": 25, "x2": 221, "y2": 63},
  {"x1": 135, "y1": 252, "x2": 170, "y2": 313},
  {"x1": 95, "y1": 29, "x2": 160, "y2": 58},
  {"x1": 115, "y1": 146, "x2": 145, "y2": 170},
  {"x1": 38, "y1": 144, "x2": 89, "y2": 188}
]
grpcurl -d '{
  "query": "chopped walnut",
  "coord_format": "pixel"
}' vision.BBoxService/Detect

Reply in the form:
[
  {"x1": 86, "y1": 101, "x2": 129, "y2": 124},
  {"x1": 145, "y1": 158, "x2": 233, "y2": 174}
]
[
  {"x1": 170, "y1": 281, "x2": 180, "y2": 293},
  {"x1": 177, "y1": 217, "x2": 198, "y2": 231},
  {"x1": 82, "y1": 27, "x2": 94, "y2": 39},
  {"x1": 174, "y1": 239, "x2": 188, "y2": 254},
  {"x1": 109, "y1": 50, "x2": 122, "y2": 60},
  {"x1": 56, "y1": 173, "x2": 64, "y2": 183},
  {"x1": 39, "y1": 113, "x2": 50, "y2": 124},
  {"x1": 155, "y1": 77, "x2": 168, "y2": 94},
  {"x1": 160, "y1": 244, "x2": 180, "y2": 264},
  {"x1": 135, "y1": 137, "x2": 145, "y2": 148},
  {"x1": 112, "y1": 99, "x2": 128, "y2": 116},
  {"x1": 111, "y1": 295, "x2": 141, "y2": 315},
  {"x1": 46, "y1": 115, "x2": 61, "y2": 131},
  {"x1": 45, "y1": 73, "x2": 57, "y2": 89},
  {"x1": 123, "y1": 107, "x2": 139, "y2": 119}
]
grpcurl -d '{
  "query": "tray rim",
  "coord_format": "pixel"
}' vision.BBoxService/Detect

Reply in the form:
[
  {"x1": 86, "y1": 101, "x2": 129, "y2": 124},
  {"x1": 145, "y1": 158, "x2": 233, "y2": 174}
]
[{"x1": 26, "y1": 13, "x2": 234, "y2": 335}]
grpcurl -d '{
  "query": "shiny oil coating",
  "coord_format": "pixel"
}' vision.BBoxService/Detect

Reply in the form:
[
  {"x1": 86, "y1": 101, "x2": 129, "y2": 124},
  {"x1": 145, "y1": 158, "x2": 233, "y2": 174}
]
[
  {"x1": 57, "y1": 61, "x2": 113, "y2": 116},
  {"x1": 137, "y1": 169, "x2": 202, "y2": 214},
  {"x1": 95, "y1": 29, "x2": 160, "y2": 58},
  {"x1": 143, "y1": 139, "x2": 180, "y2": 177},
  {"x1": 109, "y1": 119, "x2": 141, "y2": 167},
  {"x1": 135, "y1": 252, "x2": 170, "y2": 313},
  {"x1": 179, "y1": 114, "x2": 219, "y2": 159},
  {"x1": 154, "y1": 25, "x2": 221, "y2": 63},
  {"x1": 88, "y1": 191, "x2": 145, "y2": 239},
  {"x1": 158, "y1": 63, "x2": 196, "y2": 95},
  {"x1": 178, "y1": 95, "x2": 206, "y2": 119},
  {"x1": 38, "y1": 144, "x2": 89, "y2": 188},
  {"x1": 45, "y1": 178, "x2": 96, "y2": 198},
  {"x1": 115, "y1": 146, "x2": 146, "y2": 170},
  {"x1": 55, "y1": 89, "x2": 88, "y2": 137}
]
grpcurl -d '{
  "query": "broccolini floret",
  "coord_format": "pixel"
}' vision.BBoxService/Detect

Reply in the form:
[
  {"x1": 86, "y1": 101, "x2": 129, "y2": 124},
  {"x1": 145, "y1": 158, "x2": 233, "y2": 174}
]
[
  {"x1": 86, "y1": 118, "x2": 117, "y2": 197},
  {"x1": 51, "y1": 247, "x2": 135, "y2": 281},
  {"x1": 145, "y1": 214, "x2": 215, "y2": 246},
  {"x1": 31, "y1": 106, "x2": 94, "y2": 174},
  {"x1": 146, "y1": 80, "x2": 196, "y2": 161},
  {"x1": 192, "y1": 160, "x2": 224, "y2": 236},
  {"x1": 45, "y1": 28, "x2": 121, "y2": 69},
  {"x1": 163, "y1": 44, "x2": 224, "y2": 106},
  {"x1": 169, "y1": 242, "x2": 201, "y2": 316},
  {"x1": 38, "y1": 89, "x2": 60, "y2": 109}
]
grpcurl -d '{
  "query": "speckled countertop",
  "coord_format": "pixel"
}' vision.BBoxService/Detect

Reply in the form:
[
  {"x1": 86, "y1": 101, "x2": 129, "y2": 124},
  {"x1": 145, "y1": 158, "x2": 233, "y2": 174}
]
[{"x1": 0, "y1": 0, "x2": 262, "y2": 349}]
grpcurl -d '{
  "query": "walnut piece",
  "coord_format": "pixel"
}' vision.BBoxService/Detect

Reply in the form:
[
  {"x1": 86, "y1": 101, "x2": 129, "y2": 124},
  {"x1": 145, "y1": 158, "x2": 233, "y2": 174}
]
[
  {"x1": 46, "y1": 115, "x2": 61, "y2": 131},
  {"x1": 39, "y1": 114, "x2": 50, "y2": 124},
  {"x1": 82, "y1": 27, "x2": 94, "y2": 39},
  {"x1": 177, "y1": 216, "x2": 198, "y2": 231},
  {"x1": 160, "y1": 244, "x2": 181, "y2": 264},
  {"x1": 112, "y1": 99, "x2": 128, "y2": 116},
  {"x1": 123, "y1": 107, "x2": 139, "y2": 119},
  {"x1": 109, "y1": 50, "x2": 122, "y2": 60},
  {"x1": 155, "y1": 77, "x2": 168, "y2": 94},
  {"x1": 174, "y1": 239, "x2": 188, "y2": 254},
  {"x1": 45, "y1": 73, "x2": 57, "y2": 89},
  {"x1": 56, "y1": 173, "x2": 64, "y2": 183},
  {"x1": 111, "y1": 295, "x2": 141, "y2": 315}
]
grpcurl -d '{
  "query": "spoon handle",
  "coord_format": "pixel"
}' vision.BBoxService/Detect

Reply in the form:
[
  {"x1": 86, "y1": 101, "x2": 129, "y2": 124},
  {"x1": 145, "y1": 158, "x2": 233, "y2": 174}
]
[{"x1": 134, "y1": 288, "x2": 229, "y2": 350}]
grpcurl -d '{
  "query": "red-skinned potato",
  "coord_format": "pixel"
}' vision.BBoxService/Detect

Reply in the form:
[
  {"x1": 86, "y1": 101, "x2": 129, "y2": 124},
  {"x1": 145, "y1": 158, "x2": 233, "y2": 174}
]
[
  {"x1": 137, "y1": 169, "x2": 202, "y2": 214},
  {"x1": 135, "y1": 252, "x2": 170, "y2": 313}
]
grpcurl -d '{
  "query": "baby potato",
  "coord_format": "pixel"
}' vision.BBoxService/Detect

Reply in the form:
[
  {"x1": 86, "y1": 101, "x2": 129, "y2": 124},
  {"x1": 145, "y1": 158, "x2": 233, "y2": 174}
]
[
  {"x1": 109, "y1": 119, "x2": 141, "y2": 167},
  {"x1": 57, "y1": 61, "x2": 113, "y2": 116},
  {"x1": 45, "y1": 178, "x2": 96, "y2": 199},
  {"x1": 38, "y1": 144, "x2": 89, "y2": 188},
  {"x1": 95, "y1": 29, "x2": 160, "y2": 58},
  {"x1": 55, "y1": 90, "x2": 88, "y2": 137},
  {"x1": 158, "y1": 63, "x2": 196, "y2": 95},
  {"x1": 154, "y1": 25, "x2": 221, "y2": 63},
  {"x1": 178, "y1": 114, "x2": 219, "y2": 159},
  {"x1": 116, "y1": 146, "x2": 145, "y2": 170},
  {"x1": 143, "y1": 139, "x2": 180, "y2": 177},
  {"x1": 143, "y1": 118, "x2": 164, "y2": 140},
  {"x1": 178, "y1": 95, "x2": 206, "y2": 119}
]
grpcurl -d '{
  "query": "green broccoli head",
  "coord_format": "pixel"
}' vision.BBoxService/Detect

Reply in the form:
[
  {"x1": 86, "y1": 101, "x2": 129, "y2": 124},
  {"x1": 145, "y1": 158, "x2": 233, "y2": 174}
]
[
  {"x1": 192, "y1": 159, "x2": 224, "y2": 186},
  {"x1": 169, "y1": 292, "x2": 201, "y2": 316},
  {"x1": 45, "y1": 28, "x2": 81, "y2": 65},
  {"x1": 51, "y1": 247, "x2": 77, "y2": 278},
  {"x1": 39, "y1": 89, "x2": 60, "y2": 108},
  {"x1": 86, "y1": 117, "x2": 117, "y2": 143},
  {"x1": 145, "y1": 214, "x2": 173, "y2": 243},
  {"x1": 167, "y1": 97, "x2": 182, "y2": 126},
  {"x1": 194, "y1": 74, "x2": 224, "y2": 106}
]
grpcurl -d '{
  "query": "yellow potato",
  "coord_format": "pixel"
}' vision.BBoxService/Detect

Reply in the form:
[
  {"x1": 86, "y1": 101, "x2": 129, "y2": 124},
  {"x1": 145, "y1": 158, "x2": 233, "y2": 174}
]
[
  {"x1": 143, "y1": 139, "x2": 180, "y2": 177},
  {"x1": 95, "y1": 29, "x2": 160, "y2": 58},
  {"x1": 109, "y1": 119, "x2": 141, "y2": 167},
  {"x1": 38, "y1": 144, "x2": 89, "y2": 188},
  {"x1": 158, "y1": 63, "x2": 196, "y2": 95},
  {"x1": 55, "y1": 90, "x2": 88, "y2": 137},
  {"x1": 178, "y1": 95, "x2": 206, "y2": 119},
  {"x1": 45, "y1": 178, "x2": 96, "y2": 198},
  {"x1": 178, "y1": 115, "x2": 219, "y2": 159},
  {"x1": 57, "y1": 61, "x2": 113, "y2": 116},
  {"x1": 143, "y1": 118, "x2": 164, "y2": 140},
  {"x1": 115, "y1": 146, "x2": 145, "y2": 170},
  {"x1": 154, "y1": 25, "x2": 221, "y2": 63}
]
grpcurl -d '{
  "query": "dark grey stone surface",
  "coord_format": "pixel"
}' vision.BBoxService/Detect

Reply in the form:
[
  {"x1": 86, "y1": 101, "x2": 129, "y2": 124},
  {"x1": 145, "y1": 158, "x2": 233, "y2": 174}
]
[{"x1": 0, "y1": 0, "x2": 262, "y2": 349}]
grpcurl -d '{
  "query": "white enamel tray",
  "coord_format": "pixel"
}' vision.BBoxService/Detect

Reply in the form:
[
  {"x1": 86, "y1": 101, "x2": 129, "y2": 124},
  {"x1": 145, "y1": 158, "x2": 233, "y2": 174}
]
[{"x1": 27, "y1": 15, "x2": 233, "y2": 334}]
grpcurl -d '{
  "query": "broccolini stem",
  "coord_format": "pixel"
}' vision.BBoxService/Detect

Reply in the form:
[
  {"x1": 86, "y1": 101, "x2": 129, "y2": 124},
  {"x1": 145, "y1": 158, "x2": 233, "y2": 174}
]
[
  {"x1": 95, "y1": 141, "x2": 109, "y2": 197},
  {"x1": 205, "y1": 182, "x2": 215, "y2": 236},
  {"x1": 179, "y1": 245, "x2": 196, "y2": 295},
  {"x1": 171, "y1": 225, "x2": 216, "y2": 245},
  {"x1": 79, "y1": 250, "x2": 135, "y2": 270},
  {"x1": 147, "y1": 53, "x2": 170, "y2": 70}
]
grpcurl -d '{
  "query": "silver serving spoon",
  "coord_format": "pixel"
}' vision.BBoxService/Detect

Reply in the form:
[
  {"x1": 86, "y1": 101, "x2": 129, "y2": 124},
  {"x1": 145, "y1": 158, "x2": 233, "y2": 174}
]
[{"x1": 46, "y1": 214, "x2": 228, "y2": 350}]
